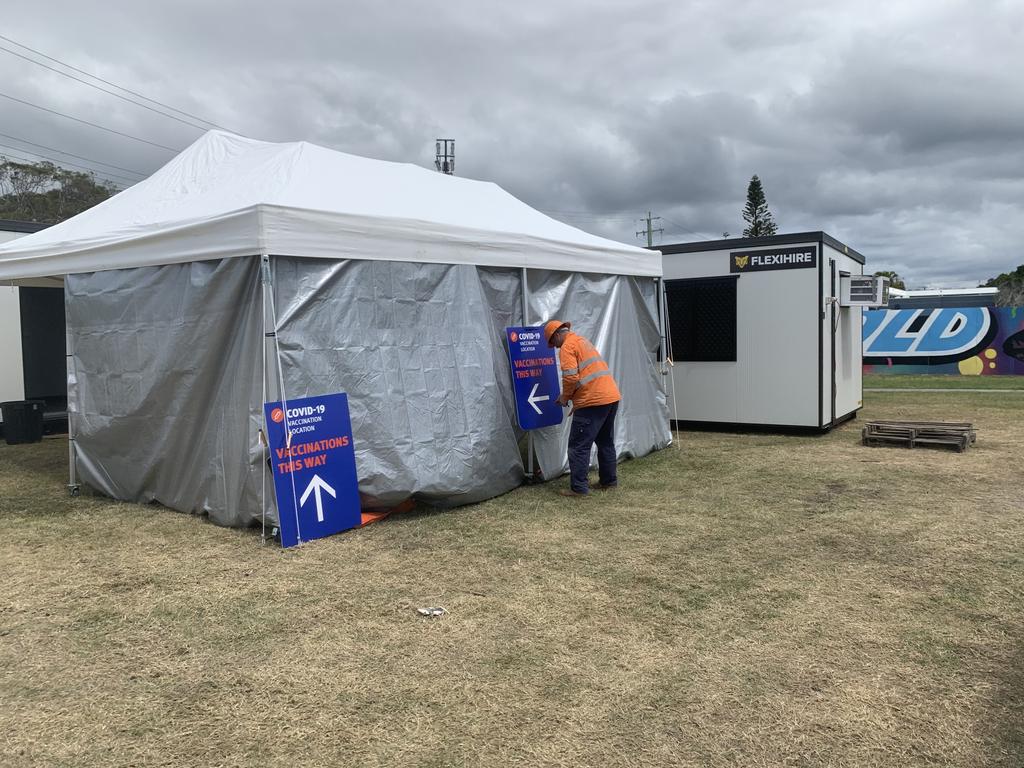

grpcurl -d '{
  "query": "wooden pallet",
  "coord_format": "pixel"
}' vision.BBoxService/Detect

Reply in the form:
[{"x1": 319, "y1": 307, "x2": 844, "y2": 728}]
[{"x1": 862, "y1": 420, "x2": 976, "y2": 453}]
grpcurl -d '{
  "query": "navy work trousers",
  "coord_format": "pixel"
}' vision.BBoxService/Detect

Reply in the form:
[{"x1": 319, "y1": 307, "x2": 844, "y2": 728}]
[{"x1": 568, "y1": 401, "x2": 619, "y2": 494}]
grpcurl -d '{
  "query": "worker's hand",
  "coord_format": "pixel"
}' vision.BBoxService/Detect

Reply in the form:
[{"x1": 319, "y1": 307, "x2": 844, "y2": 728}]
[{"x1": 556, "y1": 393, "x2": 571, "y2": 407}]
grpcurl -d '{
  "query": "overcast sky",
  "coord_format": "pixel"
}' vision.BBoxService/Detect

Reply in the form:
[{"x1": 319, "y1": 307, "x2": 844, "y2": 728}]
[{"x1": 2, "y1": 0, "x2": 1021, "y2": 287}]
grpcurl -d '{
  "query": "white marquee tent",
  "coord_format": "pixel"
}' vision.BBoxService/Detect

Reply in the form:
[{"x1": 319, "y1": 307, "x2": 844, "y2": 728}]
[{"x1": 0, "y1": 131, "x2": 669, "y2": 530}]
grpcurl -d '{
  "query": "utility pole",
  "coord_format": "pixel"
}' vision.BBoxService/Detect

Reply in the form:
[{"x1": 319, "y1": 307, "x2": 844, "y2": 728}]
[{"x1": 636, "y1": 211, "x2": 663, "y2": 247}]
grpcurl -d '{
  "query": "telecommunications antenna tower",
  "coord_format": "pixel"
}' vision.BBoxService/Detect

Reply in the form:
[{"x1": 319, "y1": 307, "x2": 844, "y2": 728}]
[{"x1": 435, "y1": 139, "x2": 455, "y2": 175}]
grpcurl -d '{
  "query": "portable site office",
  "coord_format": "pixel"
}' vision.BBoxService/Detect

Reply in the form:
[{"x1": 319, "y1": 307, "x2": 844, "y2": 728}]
[
  {"x1": 0, "y1": 220, "x2": 66, "y2": 430},
  {"x1": 0, "y1": 131, "x2": 671, "y2": 530},
  {"x1": 660, "y1": 233, "x2": 887, "y2": 431}
]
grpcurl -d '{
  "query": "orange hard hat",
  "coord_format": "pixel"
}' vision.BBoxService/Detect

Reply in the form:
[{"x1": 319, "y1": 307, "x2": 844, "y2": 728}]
[{"x1": 543, "y1": 320, "x2": 570, "y2": 346}]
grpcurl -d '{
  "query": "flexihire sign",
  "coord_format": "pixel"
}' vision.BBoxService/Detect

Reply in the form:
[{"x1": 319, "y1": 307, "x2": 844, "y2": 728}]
[
  {"x1": 505, "y1": 326, "x2": 564, "y2": 430},
  {"x1": 730, "y1": 245, "x2": 818, "y2": 273},
  {"x1": 264, "y1": 392, "x2": 361, "y2": 548}
]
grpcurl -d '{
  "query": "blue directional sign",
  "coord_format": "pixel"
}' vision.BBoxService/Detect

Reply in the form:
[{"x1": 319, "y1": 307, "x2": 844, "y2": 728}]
[
  {"x1": 505, "y1": 326, "x2": 564, "y2": 430},
  {"x1": 264, "y1": 392, "x2": 362, "y2": 548}
]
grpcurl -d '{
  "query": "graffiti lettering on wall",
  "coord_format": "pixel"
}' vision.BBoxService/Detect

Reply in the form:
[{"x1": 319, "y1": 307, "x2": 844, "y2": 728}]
[{"x1": 863, "y1": 306, "x2": 1024, "y2": 375}]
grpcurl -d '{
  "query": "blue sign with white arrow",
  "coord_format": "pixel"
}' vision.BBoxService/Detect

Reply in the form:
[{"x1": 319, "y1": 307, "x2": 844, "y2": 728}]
[
  {"x1": 264, "y1": 392, "x2": 362, "y2": 548},
  {"x1": 505, "y1": 326, "x2": 564, "y2": 430}
]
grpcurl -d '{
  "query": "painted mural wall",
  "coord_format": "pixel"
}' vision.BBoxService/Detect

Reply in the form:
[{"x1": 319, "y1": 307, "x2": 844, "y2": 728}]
[{"x1": 863, "y1": 306, "x2": 1024, "y2": 375}]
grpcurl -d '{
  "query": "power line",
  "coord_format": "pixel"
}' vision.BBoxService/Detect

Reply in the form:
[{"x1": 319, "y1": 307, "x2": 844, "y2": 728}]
[
  {"x1": 0, "y1": 43, "x2": 213, "y2": 133},
  {"x1": 0, "y1": 32, "x2": 230, "y2": 133},
  {"x1": 0, "y1": 142, "x2": 141, "y2": 184},
  {"x1": 539, "y1": 209, "x2": 640, "y2": 222},
  {"x1": 541, "y1": 208, "x2": 639, "y2": 218},
  {"x1": 660, "y1": 216, "x2": 717, "y2": 241},
  {"x1": 0, "y1": 90, "x2": 181, "y2": 152},
  {"x1": 0, "y1": 145, "x2": 137, "y2": 185},
  {"x1": 550, "y1": 215, "x2": 639, "y2": 223},
  {"x1": 0, "y1": 131, "x2": 147, "y2": 177},
  {"x1": 0, "y1": 146, "x2": 131, "y2": 188},
  {"x1": 541, "y1": 208, "x2": 717, "y2": 242},
  {"x1": 662, "y1": 231, "x2": 717, "y2": 243}
]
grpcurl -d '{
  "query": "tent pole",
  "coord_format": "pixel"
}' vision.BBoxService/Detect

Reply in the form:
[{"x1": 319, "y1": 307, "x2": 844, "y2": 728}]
[
  {"x1": 260, "y1": 255, "x2": 270, "y2": 544},
  {"x1": 65, "y1": 314, "x2": 79, "y2": 496},
  {"x1": 655, "y1": 277, "x2": 667, "y2": 375},
  {"x1": 659, "y1": 277, "x2": 682, "y2": 451},
  {"x1": 265, "y1": 258, "x2": 304, "y2": 546},
  {"x1": 520, "y1": 267, "x2": 534, "y2": 480}
]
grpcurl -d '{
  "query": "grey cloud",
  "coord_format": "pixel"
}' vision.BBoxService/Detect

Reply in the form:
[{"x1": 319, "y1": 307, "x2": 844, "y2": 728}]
[{"x1": 2, "y1": 0, "x2": 1022, "y2": 286}]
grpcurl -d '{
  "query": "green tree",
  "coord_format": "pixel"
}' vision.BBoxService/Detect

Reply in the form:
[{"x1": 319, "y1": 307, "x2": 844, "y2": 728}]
[
  {"x1": 741, "y1": 174, "x2": 778, "y2": 237},
  {"x1": 873, "y1": 270, "x2": 906, "y2": 290},
  {"x1": 981, "y1": 264, "x2": 1024, "y2": 307},
  {"x1": 0, "y1": 158, "x2": 117, "y2": 223}
]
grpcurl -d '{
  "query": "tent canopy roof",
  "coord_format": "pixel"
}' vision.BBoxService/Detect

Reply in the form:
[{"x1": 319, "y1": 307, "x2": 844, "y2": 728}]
[{"x1": 0, "y1": 131, "x2": 660, "y2": 281}]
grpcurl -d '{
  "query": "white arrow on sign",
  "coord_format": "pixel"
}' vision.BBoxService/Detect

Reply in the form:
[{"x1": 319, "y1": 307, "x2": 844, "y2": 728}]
[
  {"x1": 299, "y1": 474, "x2": 336, "y2": 523},
  {"x1": 527, "y1": 382, "x2": 550, "y2": 414}
]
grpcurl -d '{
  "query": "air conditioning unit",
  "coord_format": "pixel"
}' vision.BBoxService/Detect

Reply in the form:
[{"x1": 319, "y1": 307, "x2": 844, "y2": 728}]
[{"x1": 840, "y1": 275, "x2": 889, "y2": 307}]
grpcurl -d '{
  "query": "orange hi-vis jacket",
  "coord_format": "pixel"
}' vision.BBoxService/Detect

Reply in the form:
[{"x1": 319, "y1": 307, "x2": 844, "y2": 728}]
[{"x1": 559, "y1": 332, "x2": 621, "y2": 408}]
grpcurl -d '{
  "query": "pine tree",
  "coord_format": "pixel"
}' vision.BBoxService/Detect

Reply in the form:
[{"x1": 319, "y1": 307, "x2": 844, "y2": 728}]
[{"x1": 741, "y1": 174, "x2": 778, "y2": 237}]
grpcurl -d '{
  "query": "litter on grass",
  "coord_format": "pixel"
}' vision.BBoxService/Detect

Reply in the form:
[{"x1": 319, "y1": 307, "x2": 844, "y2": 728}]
[{"x1": 417, "y1": 606, "x2": 447, "y2": 617}]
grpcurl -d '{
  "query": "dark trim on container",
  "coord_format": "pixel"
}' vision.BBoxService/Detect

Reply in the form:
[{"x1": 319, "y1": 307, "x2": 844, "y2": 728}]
[
  {"x1": 830, "y1": 257, "x2": 837, "y2": 427},
  {"x1": 833, "y1": 408, "x2": 859, "y2": 427},
  {"x1": 655, "y1": 231, "x2": 866, "y2": 265},
  {"x1": 817, "y1": 237, "x2": 824, "y2": 428},
  {"x1": 0, "y1": 219, "x2": 51, "y2": 234},
  {"x1": 669, "y1": 407, "x2": 859, "y2": 435},
  {"x1": 671, "y1": 419, "x2": 830, "y2": 435}
]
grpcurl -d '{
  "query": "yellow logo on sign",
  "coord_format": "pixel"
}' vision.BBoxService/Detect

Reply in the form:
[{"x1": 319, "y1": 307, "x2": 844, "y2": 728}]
[{"x1": 734, "y1": 254, "x2": 749, "y2": 269}]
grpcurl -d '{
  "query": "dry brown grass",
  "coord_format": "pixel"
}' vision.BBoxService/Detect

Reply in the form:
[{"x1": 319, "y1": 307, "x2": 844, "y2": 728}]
[{"x1": 1, "y1": 391, "x2": 1022, "y2": 767}]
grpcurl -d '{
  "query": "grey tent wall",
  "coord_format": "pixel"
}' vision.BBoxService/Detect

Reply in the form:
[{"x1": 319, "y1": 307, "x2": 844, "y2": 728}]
[
  {"x1": 65, "y1": 255, "x2": 667, "y2": 529},
  {"x1": 268, "y1": 257, "x2": 525, "y2": 509},
  {"x1": 65, "y1": 257, "x2": 266, "y2": 527},
  {"x1": 529, "y1": 272, "x2": 670, "y2": 480}
]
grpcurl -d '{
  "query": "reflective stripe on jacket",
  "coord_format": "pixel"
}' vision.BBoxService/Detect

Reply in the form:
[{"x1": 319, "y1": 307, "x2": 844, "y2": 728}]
[{"x1": 559, "y1": 332, "x2": 621, "y2": 408}]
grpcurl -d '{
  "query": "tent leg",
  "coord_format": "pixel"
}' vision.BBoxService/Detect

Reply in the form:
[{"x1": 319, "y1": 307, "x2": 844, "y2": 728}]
[
  {"x1": 67, "y1": 438, "x2": 79, "y2": 496},
  {"x1": 260, "y1": 255, "x2": 270, "y2": 544},
  {"x1": 659, "y1": 277, "x2": 682, "y2": 451},
  {"x1": 655, "y1": 277, "x2": 667, "y2": 375},
  {"x1": 264, "y1": 255, "x2": 303, "y2": 545},
  {"x1": 65, "y1": 321, "x2": 80, "y2": 496}
]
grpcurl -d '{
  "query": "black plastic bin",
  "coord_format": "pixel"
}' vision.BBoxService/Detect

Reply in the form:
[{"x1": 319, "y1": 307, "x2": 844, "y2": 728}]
[{"x1": 1, "y1": 400, "x2": 46, "y2": 445}]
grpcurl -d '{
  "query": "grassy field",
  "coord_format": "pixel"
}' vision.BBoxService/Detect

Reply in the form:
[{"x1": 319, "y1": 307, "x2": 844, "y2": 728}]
[
  {"x1": 2, "y1": 391, "x2": 1022, "y2": 767},
  {"x1": 864, "y1": 373, "x2": 1024, "y2": 390}
]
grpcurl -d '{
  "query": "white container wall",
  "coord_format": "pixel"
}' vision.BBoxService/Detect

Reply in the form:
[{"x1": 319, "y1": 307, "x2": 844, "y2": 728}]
[{"x1": 0, "y1": 229, "x2": 28, "y2": 415}]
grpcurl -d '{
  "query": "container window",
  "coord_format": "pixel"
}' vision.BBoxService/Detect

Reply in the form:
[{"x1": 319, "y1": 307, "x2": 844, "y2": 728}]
[{"x1": 665, "y1": 276, "x2": 737, "y2": 362}]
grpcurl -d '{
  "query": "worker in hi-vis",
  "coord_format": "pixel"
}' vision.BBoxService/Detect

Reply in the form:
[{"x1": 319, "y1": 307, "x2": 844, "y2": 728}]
[{"x1": 543, "y1": 320, "x2": 621, "y2": 497}]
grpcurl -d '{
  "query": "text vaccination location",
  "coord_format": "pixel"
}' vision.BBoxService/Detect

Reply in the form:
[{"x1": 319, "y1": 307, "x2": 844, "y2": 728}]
[
  {"x1": 505, "y1": 326, "x2": 564, "y2": 430},
  {"x1": 264, "y1": 392, "x2": 362, "y2": 547}
]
